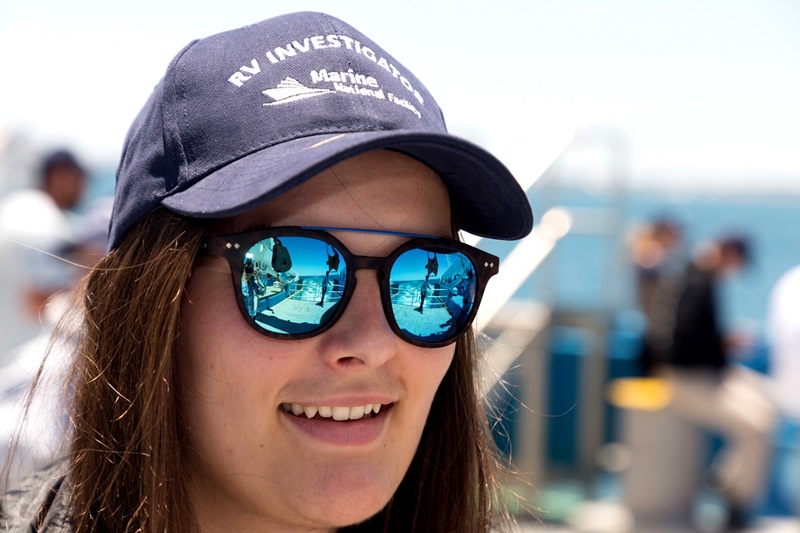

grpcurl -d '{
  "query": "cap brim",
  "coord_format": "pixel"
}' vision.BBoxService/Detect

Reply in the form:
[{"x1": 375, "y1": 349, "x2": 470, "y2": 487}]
[{"x1": 161, "y1": 130, "x2": 532, "y2": 240}]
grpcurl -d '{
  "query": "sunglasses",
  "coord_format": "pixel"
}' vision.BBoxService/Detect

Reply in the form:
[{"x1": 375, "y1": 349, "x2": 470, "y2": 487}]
[{"x1": 198, "y1": 226, "x2": 499, "y2": 348}]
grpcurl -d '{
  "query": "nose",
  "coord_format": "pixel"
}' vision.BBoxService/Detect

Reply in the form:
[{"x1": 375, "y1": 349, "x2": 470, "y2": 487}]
[{"x1": 318, "y1": 270, "x2": 397, "y2": 370}]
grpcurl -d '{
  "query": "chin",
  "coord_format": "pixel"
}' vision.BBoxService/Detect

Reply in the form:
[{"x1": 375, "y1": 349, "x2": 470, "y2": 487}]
[
  {"x1": 305, "y1": 480, "x2": 394, "y2": 528},
  {"x1": 302, "y1": 504, "x2": 386, "y2": 531}
]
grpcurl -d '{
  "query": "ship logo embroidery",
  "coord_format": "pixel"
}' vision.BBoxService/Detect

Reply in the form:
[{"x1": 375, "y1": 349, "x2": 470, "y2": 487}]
[{"x1": 262, "y1": 77, "x2": 333, "y2": 106}]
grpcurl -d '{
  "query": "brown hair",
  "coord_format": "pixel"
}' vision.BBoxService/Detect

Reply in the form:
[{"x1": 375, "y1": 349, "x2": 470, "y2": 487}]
[
  {"x1": 50, "y1": 209, "x2": 512, "y2": 531},
  {"x1": 64, "y1": 209, "x2": 204, "y2": 531}
]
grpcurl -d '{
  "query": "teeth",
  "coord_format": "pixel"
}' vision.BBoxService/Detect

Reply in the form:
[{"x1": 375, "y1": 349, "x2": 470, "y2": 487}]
[
  {"x1": 332, "y1": 406, "x2": 350, "y2": 421},
  {"x1": 281, "y1": 403, "x2": 383, "y2": 420}
]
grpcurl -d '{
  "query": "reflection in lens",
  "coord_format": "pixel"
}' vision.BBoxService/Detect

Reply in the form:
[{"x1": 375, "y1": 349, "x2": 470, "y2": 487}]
[
  {"x1": 240, "y1": 236, "x2": 346, "y2": 334},
  {"x1": 390, "y1": 248, "x2": 476, "y2": 343}
]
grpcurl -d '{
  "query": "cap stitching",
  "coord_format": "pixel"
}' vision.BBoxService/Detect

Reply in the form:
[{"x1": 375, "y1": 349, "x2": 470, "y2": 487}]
[{"x1": 178, "y1": 60, "x2": 193, "y2": 177}]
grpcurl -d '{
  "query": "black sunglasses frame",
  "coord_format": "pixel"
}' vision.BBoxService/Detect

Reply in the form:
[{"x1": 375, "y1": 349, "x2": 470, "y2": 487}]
[{"x1": 198, "y1": 226, "x2": 499, "y2": 348}]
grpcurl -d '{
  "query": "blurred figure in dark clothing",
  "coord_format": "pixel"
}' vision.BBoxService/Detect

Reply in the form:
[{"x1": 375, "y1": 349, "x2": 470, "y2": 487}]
[
  {"x1": 657, "y1": 234, "x2": 778, "y2": 531},
  {"x1": 670, "y1": 236, "x2": 749, "y2": 369},
  {"x1": 631, "y1": 216, "x2": 685, "y2": 374}
]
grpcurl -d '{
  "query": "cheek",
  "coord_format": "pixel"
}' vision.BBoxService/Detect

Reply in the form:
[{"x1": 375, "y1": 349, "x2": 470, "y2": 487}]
[
  {"x1": 181, "y1": 289, "x2": 243, "y2": 386},
  {"x1": 178, "y1": 273, "x2": 289, "y2": 414},
  {"x1": 180, "y1": 271, "x2": 277, "y2": 367},
  {"x1": 178, "y1": 274, "x2": 300, "y2": 457},
  {"x1": 178, "y1": 265, "x2": 318, "y2": 388},
  {"x1": 179, "y1": 276, "x2": 246, "y2": 422},
  {"x1": 427, "y1": 346, "x2": 456, "y2": 384},
  {"x1": 408, "y1": 345, "x2": 456, "y2": 411},
  {"x1": 389, "y1": 345, "x2": 455, "y2": 476}
]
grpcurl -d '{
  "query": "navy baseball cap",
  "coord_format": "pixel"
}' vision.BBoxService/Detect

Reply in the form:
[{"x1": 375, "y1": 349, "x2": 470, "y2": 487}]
[{"x1": 108, "y1": 11, "x2": 533, "y2": 249}]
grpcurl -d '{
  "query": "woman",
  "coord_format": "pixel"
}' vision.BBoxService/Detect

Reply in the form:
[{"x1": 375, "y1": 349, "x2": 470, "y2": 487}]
[{"x1": 2, "y1": 11, "x2": 533, "y2": 532}]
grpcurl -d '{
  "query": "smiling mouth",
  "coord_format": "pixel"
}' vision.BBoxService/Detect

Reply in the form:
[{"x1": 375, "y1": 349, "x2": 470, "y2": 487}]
[{"x1": 280, "y1": 403, "x2": 385, "y2": 421}]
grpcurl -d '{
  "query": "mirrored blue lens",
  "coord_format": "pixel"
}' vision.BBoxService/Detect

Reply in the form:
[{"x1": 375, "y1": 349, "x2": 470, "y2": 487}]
[
  {"x1": 239, "y1": 236, "x2": 478, "y2": 344},
  {"x1": 240, "y1": 236, "x2": 347, "y2": 335},
  {"x1": 389, "y1": 248, "x2": 477, "y2": 343}
]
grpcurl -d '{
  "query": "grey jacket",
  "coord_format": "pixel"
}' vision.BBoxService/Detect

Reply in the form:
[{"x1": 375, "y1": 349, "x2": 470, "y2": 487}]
[{"x1": 0, "y1": 464, "x2": 71, "y2": 532}]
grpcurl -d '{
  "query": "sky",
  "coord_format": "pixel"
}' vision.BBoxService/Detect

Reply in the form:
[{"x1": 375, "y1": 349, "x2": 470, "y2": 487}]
[{"x1": 1, "y1": 0, "x2": 799, "y2": 193}]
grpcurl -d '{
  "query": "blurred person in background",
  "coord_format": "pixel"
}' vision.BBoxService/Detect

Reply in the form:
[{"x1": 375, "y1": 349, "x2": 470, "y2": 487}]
[
  {"x1": 656, "y1": 234, "x2": 779, "y2": 531},
  {"x1": 767, "y1": 263, "x2": 800, "y2": 519},
  {"x1": 767, "y1": 265, "x2": 800, "y2": 421},
  {"x1": 767, "y1": 264, "x2": 800, "y2": 420},
  {"x1": 0, "y1": 149, "x2": 87, "y2": 362},
  {"x1": 0, "y1": 196, "x2": 112, "y2": 493},
  {"x1": 630, "y1": 216, "x2": 686, "y2": 375}
]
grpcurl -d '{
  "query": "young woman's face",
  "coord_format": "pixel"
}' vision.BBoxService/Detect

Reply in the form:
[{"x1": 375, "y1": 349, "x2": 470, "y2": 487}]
[{"x1": 179, "y1": 150, "x2": 456, "y2": 532}]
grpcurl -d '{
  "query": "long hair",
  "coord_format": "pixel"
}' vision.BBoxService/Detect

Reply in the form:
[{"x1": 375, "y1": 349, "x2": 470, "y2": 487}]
[
  {"x1": 53, "y1": 209, "x2": 511, "y2": 532},
  {"x1": 66, "y1": 209, "x2": 206, "y2": 532}
]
